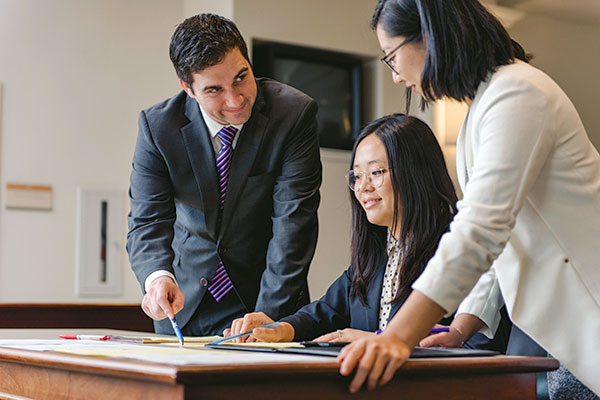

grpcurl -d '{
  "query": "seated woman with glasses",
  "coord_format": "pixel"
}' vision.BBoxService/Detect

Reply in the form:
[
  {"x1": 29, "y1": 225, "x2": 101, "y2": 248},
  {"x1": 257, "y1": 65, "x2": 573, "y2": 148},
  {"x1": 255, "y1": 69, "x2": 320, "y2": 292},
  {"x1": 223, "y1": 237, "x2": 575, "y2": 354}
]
[{"x1": 223, "y1": 113, "x2": 508, "y2": 349}]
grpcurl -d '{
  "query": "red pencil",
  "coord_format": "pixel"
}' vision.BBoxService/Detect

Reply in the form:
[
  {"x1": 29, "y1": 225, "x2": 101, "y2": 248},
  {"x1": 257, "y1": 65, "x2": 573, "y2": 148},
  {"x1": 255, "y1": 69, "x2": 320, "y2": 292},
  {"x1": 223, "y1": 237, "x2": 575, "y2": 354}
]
[{"x1": 59, "y1": 334, "x2": 111, "y2": 341}]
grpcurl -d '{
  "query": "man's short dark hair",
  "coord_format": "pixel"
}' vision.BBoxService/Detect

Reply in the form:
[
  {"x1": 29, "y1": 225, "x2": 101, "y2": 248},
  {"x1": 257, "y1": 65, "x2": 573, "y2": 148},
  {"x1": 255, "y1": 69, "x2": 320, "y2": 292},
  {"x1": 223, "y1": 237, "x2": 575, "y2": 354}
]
[{"x1": 169, "y1": 13, "x2": 250, "y2": 88}]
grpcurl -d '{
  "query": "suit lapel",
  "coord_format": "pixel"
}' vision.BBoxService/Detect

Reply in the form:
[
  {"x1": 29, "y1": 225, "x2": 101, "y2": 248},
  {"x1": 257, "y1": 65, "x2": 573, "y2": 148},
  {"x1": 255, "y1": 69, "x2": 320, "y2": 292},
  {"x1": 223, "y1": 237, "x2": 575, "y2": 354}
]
[
  {"x1": 180, "y1": 96, "x2": 220, "y2": 238},
  {"x1": 456, "y1": 114, "x2": 468, "y2": 189},
  {"x1": 365, "y1": 260, "x2": 386, "y2": 332},
  {"x1": 219, "y1": 84, "x2": 268, "y2": 238}
]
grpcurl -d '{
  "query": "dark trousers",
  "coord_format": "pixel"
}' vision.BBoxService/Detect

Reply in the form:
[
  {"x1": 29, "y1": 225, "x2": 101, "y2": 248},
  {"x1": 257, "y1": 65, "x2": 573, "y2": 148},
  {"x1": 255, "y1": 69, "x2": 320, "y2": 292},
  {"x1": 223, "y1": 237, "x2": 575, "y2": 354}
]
[
  {"x1": 181, "y1": 289, "x2": 248, "y2": 337},
  {"x1": 507, "y1": 325, "x2": 598, "y2": 400}
]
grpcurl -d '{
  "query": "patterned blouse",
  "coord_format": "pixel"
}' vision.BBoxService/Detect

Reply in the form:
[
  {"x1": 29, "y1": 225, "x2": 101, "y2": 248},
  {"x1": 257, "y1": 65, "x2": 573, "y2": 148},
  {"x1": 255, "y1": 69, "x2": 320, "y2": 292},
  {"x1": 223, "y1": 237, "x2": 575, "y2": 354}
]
[{"x1": 378, "y1": 231, "x2": 403, "y2": 331}]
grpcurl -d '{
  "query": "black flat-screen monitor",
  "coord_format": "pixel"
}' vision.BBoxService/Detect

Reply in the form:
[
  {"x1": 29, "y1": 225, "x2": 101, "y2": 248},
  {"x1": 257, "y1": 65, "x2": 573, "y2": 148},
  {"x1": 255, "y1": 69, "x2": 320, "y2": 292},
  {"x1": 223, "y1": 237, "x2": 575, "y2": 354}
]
[{"x1": 253, "y1": 40, "x2": 363, "y2": 150}]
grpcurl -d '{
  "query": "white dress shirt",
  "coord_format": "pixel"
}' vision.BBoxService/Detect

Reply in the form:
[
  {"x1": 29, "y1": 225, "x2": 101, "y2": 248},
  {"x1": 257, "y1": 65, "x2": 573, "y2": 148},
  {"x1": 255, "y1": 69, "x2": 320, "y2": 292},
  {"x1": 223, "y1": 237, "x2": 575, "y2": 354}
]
[{"x1": 144, "y1": 103, "x2": 244, "y2": 292}]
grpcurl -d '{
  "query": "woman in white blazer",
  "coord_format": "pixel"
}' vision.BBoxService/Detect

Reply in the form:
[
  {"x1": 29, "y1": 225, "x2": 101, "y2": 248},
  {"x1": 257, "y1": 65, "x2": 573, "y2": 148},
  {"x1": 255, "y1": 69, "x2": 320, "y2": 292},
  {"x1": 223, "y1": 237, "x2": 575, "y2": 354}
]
[{"x1": 338, "y1": 0, "x2": 600, "y2": 398}]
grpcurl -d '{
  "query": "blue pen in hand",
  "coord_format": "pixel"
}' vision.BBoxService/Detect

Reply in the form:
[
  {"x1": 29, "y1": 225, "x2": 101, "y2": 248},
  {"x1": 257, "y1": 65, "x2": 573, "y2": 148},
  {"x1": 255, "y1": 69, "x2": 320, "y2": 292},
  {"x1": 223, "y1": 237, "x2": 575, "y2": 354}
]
[
  {"x1": 429, "y1": 327, "x2": 450, "y2": 334},
  {"x1": 170, "y1": 316, "x2": 184, "y2": 346}
]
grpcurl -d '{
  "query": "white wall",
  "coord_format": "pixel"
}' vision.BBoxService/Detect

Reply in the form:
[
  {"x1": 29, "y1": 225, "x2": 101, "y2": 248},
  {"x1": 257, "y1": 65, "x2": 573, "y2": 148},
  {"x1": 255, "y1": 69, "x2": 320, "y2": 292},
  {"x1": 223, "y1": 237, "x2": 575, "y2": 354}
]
[
  {"x1": 184, "y1": 0, "x2": 233, "y2": 20},
  {"x1": 0, "y1": 0, "x2": 182, "y2": 302},
  {"x1": 509, "y1": 13, "x2": 600, "y2": 151}
]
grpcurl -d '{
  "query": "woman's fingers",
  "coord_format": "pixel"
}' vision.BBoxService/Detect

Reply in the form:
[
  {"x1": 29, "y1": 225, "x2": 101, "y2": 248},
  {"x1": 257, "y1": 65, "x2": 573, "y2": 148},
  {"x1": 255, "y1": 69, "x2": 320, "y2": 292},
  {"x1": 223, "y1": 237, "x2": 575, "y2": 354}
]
[
  {"x1": 252, "y1": 322, "x2": 294, "y2": 342},
  {"x1": 419, "y1": 332, "x2": 446, "y2": 347},
  {"x1": 240, "y1": 313, "x2": 272, "y2": 335},
  {"x1": 314, "y1": 331, "x2": 338, "y2": 342},
  {"x1": 230, "y1": 318, "x2": 246, "y2": 342},
  {"x1": 380, "y1": 354, "x2": 405, "y2": 386},
  {"x1": 419, "y1": 328, "x2": 461, "y2": 348},
  {"x1": 338, "y1": 339, "x2": 366, "y2": 375},
  {"x1": 251, "y1": 326, "x2": 281, "y2": 342},
  {"x1": 225, "y1": 313, "x2": 274, "y2": 343},
  {"x1": 364, "y1": 345, "x2": 387, "y2": 391},
  {"x1": 337, "y1": 335, "x2": 410, "y2": 393}
]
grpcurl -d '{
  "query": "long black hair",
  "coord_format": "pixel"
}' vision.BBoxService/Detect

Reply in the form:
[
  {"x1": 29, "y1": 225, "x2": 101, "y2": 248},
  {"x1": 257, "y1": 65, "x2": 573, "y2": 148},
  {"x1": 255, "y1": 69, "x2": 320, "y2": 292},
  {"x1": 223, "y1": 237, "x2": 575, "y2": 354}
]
[
  {"x1": 350, "y1": 114, "x2": 458, "y2": 305},
  {"x1": 371, "y1": 0, "x2": 532, "y2": 106}
]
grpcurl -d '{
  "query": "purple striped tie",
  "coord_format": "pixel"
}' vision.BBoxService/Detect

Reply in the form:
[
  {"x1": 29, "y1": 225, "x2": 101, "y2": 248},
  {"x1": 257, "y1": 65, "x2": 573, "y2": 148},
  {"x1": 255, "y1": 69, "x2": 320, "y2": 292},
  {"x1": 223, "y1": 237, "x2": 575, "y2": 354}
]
[{"x1": 207, "y1": 125, "x2": 237, "y2": 302}]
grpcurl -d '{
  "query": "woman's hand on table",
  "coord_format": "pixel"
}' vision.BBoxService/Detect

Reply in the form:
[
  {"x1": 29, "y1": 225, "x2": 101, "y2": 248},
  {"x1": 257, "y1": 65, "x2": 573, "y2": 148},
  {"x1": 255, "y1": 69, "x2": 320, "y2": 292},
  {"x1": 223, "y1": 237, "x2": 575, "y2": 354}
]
[
  {"x1": 223, "y1": 312, "x2": 294, "y2": 343},
  {"x1": 314, "y1": 328, "x2": 376, "y2": 343},
  {"x1": 337, "y1": 332, "x2": 411, "y2": 393}
]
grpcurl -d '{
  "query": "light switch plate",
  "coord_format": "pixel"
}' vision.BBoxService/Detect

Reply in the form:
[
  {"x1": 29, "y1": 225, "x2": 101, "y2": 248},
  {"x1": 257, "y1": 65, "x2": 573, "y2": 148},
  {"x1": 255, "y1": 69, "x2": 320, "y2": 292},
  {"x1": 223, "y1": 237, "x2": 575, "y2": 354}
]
[{"x1": 76, "y1": 187, "x2": 123, "y2": 296}]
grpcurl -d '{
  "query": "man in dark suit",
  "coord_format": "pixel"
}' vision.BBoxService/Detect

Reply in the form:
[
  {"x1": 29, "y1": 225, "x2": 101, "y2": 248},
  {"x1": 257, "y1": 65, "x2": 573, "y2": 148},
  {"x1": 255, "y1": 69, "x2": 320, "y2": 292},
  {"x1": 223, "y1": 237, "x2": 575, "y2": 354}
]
[{"x1": 127, "y1": 13, "x2": 322, "y2": 336}]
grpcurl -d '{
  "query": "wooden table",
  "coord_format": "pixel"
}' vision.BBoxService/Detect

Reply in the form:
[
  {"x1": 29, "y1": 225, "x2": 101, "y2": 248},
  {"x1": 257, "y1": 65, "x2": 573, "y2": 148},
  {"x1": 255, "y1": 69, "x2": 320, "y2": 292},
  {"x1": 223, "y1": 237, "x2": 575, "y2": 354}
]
[{"x1": 0, "y1": 329, "x2": 558, "y2": 400}]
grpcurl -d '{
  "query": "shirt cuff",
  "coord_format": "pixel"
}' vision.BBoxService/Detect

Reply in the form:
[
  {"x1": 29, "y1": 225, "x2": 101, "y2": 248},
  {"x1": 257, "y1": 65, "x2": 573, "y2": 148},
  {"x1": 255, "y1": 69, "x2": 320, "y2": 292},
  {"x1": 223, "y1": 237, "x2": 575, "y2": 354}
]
[
  {"x1": 144, "y1": 270, "x2": 177, "y2": 293},
  {"x1": 456, "y1": 270, "x2": 503, "y2": 338}
]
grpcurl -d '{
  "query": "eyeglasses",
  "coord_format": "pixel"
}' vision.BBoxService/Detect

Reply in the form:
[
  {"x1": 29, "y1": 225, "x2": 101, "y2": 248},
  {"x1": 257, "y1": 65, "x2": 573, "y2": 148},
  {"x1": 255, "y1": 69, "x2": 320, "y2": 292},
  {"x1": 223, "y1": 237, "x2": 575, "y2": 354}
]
[
  {"x1": 345, "y1": 168, "x2": 388, "y2": 191},
  {"x1": 381, "y1": 38, "x2": 410, "y2": 75}
]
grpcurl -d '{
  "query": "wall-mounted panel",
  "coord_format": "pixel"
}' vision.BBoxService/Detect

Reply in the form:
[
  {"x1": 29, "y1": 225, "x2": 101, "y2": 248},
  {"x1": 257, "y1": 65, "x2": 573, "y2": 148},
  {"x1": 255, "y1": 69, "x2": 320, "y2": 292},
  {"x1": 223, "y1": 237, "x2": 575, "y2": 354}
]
[{"x1": 76, "y1": 188, "x2": 123, "y2": 296}]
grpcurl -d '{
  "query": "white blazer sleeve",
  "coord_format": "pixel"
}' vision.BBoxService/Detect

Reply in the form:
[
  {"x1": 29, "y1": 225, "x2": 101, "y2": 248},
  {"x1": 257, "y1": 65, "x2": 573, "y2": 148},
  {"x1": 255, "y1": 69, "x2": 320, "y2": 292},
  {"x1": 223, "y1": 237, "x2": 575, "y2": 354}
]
[
  {"x1": 412, "y1": 63, "x2": 556, "y2": 317},
  {"x1": 456, "y1": 267, "x2": 503, "y2": 338}
]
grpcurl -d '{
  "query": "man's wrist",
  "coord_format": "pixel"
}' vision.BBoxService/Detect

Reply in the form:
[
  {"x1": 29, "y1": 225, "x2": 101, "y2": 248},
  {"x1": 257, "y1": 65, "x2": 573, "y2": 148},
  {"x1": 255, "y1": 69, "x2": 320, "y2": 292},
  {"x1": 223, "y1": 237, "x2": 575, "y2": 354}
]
[{"x1": 144, "y1": 270, "x2": 177, "y2": 292}]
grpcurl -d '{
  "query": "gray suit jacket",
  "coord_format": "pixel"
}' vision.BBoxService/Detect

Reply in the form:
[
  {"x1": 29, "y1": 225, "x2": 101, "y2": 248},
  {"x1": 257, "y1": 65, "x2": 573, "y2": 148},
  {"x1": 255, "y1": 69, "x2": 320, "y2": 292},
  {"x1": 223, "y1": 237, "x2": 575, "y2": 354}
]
[{"x1": 127, "y1": 78, "x2": 322, "y2": 334}]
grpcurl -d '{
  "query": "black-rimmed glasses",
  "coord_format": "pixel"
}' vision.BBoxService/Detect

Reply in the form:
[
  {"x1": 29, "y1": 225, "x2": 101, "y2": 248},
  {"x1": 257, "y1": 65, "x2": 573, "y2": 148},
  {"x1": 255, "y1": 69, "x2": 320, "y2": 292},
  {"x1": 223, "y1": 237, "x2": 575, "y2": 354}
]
[
  {"x1": 345, "y1": 168, "x2": 388, "y2": 191},
  {"x1": 381, "y1": 38, "x2": 410, "y2": 75}
]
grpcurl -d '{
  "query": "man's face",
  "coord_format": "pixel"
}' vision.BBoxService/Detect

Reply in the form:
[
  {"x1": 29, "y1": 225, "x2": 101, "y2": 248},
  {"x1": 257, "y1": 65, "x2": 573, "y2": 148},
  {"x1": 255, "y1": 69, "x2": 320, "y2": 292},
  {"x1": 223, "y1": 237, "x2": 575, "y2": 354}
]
[{"x1": 181, "y1": 47, "x2": 257, "y2": 125}]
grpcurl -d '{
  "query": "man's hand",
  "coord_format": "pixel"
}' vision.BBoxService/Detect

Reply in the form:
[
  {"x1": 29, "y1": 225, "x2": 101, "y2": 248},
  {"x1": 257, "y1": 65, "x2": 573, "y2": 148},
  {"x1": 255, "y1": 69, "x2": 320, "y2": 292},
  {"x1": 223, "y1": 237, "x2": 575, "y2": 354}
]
[
  {"x1": 314, "y1": 328, "x2": 376, "y2": 343},
  {"x1": 141, "y1": 276, "x2": 184, "y2": 320},
  {"x1": 223, "y1": 312, "x2": 295, "y2": 343}
]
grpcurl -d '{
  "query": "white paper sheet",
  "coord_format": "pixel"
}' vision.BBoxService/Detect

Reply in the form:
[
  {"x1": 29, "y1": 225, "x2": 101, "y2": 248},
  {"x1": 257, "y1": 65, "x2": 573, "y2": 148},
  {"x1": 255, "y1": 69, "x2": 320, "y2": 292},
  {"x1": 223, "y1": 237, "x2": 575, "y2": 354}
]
[{"x1": 0, "y1": 339, "x2": 335, "y2": 366}]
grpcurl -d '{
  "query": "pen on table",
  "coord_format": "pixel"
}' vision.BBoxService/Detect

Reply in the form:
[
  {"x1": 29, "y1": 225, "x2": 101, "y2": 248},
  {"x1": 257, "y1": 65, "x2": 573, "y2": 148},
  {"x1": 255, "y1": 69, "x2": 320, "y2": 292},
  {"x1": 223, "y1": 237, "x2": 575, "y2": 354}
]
[
  {"x1": 60, "y1": 335, "x2": 111, "y2": 341},
  {"x1": 170, "y1": 316, "x2": 185, "y2": 346},
  {"x1": 375, "y1": 328, "x2": 450, "y2": 335},
  {"x1": 300, "y1": 341, "x2": 350, "y2": 348}
]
